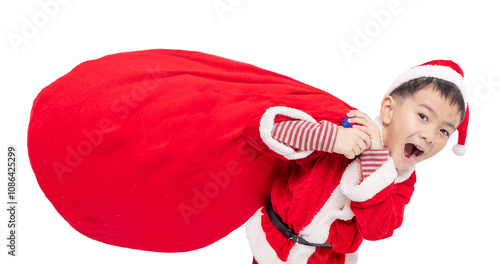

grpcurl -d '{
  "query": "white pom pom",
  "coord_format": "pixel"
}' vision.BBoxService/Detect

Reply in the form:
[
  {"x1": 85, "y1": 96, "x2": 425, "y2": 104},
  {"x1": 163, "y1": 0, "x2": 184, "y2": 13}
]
[{"x1": 452, "y1": 144, "x2": 466, "y2": 156}]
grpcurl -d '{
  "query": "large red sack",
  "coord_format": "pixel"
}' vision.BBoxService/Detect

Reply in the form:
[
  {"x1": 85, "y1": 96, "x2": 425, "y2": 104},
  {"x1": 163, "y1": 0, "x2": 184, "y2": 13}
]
[{"x1": 27, "y1": 49, "x2": 354, "y2": 252}]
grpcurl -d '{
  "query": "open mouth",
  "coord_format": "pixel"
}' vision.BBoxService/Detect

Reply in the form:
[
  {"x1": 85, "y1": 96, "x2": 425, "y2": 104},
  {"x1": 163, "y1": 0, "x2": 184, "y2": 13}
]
[{"x1": 403, "y1": 143, "x2": 424, "y2": 162}]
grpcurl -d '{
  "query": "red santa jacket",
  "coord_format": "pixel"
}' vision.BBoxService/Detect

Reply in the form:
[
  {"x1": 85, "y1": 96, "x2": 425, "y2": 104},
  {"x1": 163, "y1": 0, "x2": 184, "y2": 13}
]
[{"x1": 244, "y1": 108, "x2": 416, "y2": 264}]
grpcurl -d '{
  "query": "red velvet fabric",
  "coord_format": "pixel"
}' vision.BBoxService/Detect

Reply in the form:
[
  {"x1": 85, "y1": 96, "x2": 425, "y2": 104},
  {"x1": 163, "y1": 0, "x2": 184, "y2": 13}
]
[
  {"x1": 27, "y1": 49, "x2": 355, "y2": 252},
  {"x1": 350, "y1": 173, "x2": 416, "y2": 240}
]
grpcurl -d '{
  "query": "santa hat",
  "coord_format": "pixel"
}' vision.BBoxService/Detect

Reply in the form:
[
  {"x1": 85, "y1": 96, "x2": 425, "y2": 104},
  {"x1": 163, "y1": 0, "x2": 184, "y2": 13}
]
[{"x1": 385, "y1": 60, "x2": 469, "y2": 156}]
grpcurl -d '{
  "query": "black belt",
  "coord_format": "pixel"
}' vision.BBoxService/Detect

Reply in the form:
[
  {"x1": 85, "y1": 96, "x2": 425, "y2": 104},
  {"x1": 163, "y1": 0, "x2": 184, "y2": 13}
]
[{"x1": 266, "y1": 202, "x2": 332, "y2": 248}]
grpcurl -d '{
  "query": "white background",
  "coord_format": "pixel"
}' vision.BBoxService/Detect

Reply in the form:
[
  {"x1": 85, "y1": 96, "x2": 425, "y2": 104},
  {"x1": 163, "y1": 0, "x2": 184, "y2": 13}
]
[{"x1": 1, "y1": 0, "x2": 499, "y2": 263}]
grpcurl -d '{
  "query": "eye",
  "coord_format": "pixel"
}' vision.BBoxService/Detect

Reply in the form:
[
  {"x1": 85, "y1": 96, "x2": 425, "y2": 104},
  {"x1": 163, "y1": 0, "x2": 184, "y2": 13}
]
[
  {"x1": 440, "y1": 129, "x2": 450, "y2": 137},
  {"x1": 418, "y1": 113, "x2": 428, "y2": 121}
]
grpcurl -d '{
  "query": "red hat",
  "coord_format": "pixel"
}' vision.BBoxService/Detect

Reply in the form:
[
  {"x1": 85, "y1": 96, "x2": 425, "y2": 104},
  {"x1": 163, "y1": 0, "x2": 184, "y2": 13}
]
[{"x1": 385, "y1": 60, "x2": 469, "y2": 156}]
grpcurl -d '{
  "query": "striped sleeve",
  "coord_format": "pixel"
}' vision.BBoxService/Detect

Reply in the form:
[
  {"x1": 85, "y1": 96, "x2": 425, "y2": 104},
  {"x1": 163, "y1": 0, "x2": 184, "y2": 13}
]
[
  {"x1": 359, "y1": 148, "x2": 390, "y2": 179},
  {"x1": 271, "y1": 120, "x2": 338, "y2": 153}
]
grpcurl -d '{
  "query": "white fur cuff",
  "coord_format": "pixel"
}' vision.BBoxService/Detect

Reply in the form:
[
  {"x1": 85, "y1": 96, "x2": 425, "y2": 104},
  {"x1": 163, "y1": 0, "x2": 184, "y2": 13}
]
[
  {"x1": 340, "y1": 158, "x2": 398, "y2": 202},
  {"x1": 259, "y1": 106, "x2": 316, "y2": 160}
]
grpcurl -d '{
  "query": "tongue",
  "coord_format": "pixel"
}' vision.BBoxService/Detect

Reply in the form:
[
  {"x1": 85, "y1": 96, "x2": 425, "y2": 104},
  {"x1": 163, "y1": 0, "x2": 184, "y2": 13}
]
[
  {"x1": 404, "y1": 143, "x2": 414, "y2": 158},
  {"x1": 404, "y1": 143, "x2": 423, "y2": 159}
]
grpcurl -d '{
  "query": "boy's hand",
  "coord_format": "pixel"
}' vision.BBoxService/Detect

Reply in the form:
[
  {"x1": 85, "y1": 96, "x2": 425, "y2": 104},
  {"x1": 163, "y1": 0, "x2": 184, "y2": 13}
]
[
  {"x1": 346, "y1": 110, "x2": 383, "y2": 149},
  {"x1": 334, "y1": 126, "x2": 371, "y2": 159}
]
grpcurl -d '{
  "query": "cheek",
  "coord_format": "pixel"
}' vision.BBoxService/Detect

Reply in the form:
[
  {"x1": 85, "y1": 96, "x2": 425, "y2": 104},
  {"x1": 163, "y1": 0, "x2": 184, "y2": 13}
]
[
  {"x1": 389, "y1": 124, "x2": 407, "y2": 147},
  {"x1": 394, "y1": 113, "x2": 415, "y2": 135}
]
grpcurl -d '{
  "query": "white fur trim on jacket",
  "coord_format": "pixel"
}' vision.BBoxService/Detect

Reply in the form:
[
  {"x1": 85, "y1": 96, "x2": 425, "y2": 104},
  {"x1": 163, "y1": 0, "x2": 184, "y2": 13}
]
[
  {"x1": 395, "y1": 164, "x2": 414, "y2": 183},
  {"x1": 246, "y1": 209, "x2": 316, "y2": 264},
  {"x1": 340, "y1": 157, "x2": 398, "y2": 202},
  {"x1": 299, "y1": 186, "x2": 354, "y2": 243},
  {"x1": 259, "y1": 106, "x2": 317, "y2": 160},
  {"x1": 345, "y1": 252, "x2": 358, "y2": 264}
]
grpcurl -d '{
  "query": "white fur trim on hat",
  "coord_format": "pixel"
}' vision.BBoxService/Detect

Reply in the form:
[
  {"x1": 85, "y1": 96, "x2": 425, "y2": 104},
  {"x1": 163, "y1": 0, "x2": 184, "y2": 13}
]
[
  {"x1": 452, "y1": 144, "x2": 466, "y2": 156},
  {"x1": 386, "y1": 64, "x2": 467, "y2": 106}
]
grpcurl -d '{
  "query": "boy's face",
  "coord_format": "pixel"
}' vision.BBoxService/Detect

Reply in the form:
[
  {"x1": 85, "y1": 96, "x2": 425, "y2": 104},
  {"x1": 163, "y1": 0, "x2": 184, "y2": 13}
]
[{"x1": 381, "y1": 86, "x2": 462, "y2": 174}]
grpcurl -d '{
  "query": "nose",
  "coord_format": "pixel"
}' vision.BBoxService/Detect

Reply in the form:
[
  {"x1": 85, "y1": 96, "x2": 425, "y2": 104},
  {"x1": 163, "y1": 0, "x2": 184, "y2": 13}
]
[{"x1": 420, "y1": 129, "x2": 435, "y2": 145}]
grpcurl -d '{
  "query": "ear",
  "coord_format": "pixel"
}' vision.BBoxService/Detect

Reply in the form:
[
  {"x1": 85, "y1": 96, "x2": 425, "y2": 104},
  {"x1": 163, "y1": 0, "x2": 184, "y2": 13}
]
[{"x1": 380, "y1": 96, "x2": 396, "y2": 125}]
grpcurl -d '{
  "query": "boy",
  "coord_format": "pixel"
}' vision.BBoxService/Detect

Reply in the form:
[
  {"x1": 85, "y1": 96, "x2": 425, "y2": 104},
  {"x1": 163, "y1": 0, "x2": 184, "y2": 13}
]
[
  {"x1": 245, "y1": 60, "x2": 468, "y2": 264},
  {"x1": 27, "y1": 51, "x2": 468, "y2": 263}
]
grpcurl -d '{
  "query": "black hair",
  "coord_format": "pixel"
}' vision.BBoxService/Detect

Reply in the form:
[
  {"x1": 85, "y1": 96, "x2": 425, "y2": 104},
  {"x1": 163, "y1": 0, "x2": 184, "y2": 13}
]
[{"x1": 390, "y1": 77, "x2": 466, "y2": 122}]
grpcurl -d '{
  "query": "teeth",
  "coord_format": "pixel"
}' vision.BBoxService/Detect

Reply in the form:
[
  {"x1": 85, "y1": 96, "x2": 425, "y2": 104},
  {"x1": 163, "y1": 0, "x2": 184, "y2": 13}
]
[{"x1": 415, "y1": 145, "x2": 423, "y2": 152}]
